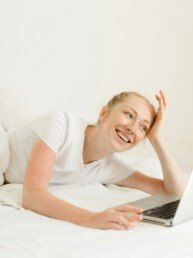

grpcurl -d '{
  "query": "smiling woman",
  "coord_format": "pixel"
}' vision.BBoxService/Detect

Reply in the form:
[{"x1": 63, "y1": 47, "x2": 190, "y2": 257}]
[
  {"x1": 91, "y1": 92, "x2": 156, "y2": 155},
  {"x1": 97, "y1": 92, "x2": 156, "y2": 127},
  {"x1": 3, "y1": 90, "x2": 188, "y2": 231}
]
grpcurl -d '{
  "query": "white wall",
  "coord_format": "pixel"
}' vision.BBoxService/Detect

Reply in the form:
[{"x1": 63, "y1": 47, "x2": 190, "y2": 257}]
[
  {"x1": 102, "y1": 0, "x2": 193, "y2": 173},
  {"x1": 0, "y1": 0, "x2": 193, "y2": 172},
  {"x1": 0, "y1": 0, "x2": 105, "y2": 116}
]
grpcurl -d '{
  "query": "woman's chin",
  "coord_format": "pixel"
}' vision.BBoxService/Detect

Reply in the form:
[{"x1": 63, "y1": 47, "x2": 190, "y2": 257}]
[
  {"x1": 109, "y1": 130, "x2": 135, "y2": 152},
  {"x1": 110, "y1": 140, "x2": 128, "y2": 152},
  {"x1": 111, "y1": 138, "x2": 135, "y2": 152}
]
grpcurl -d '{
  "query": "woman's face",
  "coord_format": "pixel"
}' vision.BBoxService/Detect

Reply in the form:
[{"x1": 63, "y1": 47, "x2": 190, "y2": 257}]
[{"x1": 98, "y1": 96, "x2": 154, "y2": 153}]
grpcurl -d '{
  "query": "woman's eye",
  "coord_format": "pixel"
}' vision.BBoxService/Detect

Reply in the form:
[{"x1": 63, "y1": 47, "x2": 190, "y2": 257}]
[
  {"x1": 125, "y1": 112, "x2": 133, "y2": 119},
  {"x1": 140, "y1": 125, "x2": 147, "y2": 132}
]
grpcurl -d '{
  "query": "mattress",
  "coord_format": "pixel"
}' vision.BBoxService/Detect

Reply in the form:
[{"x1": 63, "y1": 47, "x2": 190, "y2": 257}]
[{"x1": 0, "y1": 158, "x2": 192, "y2": 258}]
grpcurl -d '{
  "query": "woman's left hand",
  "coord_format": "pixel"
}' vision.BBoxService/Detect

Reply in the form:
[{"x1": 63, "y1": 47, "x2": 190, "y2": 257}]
[{"x1": 147, "y1": 90, "x2": 168, "y2": 142}]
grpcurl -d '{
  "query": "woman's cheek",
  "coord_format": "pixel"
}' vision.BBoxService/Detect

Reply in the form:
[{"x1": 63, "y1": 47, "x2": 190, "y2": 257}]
[{"x1": 120, "y1": 117, "x2": 129, "y2": 124}]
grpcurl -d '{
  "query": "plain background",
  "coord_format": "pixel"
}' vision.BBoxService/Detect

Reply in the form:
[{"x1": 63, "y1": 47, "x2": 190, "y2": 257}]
[{"x1": 0, "y1": 0, "x2": 192, "y2": 173}]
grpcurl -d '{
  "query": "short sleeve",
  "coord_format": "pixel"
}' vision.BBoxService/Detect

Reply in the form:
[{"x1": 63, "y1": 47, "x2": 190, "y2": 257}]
[
  {"x1": 30, "y1": 108, "x2": 67, "y2": 154},
  {"x1": 102, "y1": 157, "x2": 136, "y2": 184}
]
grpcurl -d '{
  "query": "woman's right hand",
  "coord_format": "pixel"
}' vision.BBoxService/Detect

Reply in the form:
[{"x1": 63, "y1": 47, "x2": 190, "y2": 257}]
[{"x1": 82, "y1": 205, "x2": 143, "y2": 230}]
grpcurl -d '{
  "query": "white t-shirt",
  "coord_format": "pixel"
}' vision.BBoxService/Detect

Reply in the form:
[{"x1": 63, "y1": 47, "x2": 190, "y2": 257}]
[{"x1": 4, "y1": 108, "x2": 136, "y2": 184}]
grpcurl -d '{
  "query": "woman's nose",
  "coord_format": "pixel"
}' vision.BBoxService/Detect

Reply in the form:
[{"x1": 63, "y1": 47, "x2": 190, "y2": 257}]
[{"x1": 126, "y1": 121, "x2": 136, "y2": 134}]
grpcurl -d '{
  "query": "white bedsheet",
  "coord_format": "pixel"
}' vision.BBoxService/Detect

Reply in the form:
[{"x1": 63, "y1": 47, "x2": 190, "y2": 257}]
[{"x1": 0, "y1": 181, "x2": 193, "y2": 258}]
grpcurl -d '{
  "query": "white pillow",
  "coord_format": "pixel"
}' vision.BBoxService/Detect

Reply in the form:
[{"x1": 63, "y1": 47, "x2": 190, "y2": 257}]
[
  {"x1": 0, "y1": 123, "x2": 10, "y2": 185},
  {"x1": 0, "y1": 85, "x2": 32, "y2": 130},
  {"x1": 115, "y1": 153, "x2": 163, "y2": 179},
  {"x1": 0, "y1": 85, "x2": 35, "y2": 185}
]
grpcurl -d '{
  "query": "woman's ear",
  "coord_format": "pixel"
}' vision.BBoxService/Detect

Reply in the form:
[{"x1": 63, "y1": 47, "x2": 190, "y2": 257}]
[{"x1": 98, "y1": 106, "x2": 109, "y2": 123}]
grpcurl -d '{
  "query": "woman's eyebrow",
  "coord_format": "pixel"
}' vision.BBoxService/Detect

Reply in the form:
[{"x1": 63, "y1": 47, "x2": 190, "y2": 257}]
[{"x1": 127, "y1": 107, "x2": 151, "y2": 125}]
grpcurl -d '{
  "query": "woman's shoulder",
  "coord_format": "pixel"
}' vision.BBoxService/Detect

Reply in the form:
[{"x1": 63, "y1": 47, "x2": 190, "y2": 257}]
[{"x1": 49, "y1": 107, "x2": 89, "y2": 125}]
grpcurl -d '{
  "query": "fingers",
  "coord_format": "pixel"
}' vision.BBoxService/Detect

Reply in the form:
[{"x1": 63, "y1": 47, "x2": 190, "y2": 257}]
[
  {"x1": 155, "y1": 92, "x2": 165, "y2": 120},
  {"x1": 122, "y1": 212, "x2": 143, "y2": 222},
  {"x1": 110, "y1": 215, "x2": 137, "y2": 230},
  {"x1": 155, "y1": 90, "x2": 167, "y2": 112},
  {"x1": 89, "y1": 208, "x2": 143, "y2": 230},
  {"x1": 115, "y1": 205, "x2": 143, "y2": 214},
  {"x1": 155, "y1": 93, "x2": 163, "y2": 109},
  {"x1": 113, "y1": 214, "x2": 133, "y2": 228},
  {"x1": 109, "y1": 222, "x2": 135, "y2": 230},
  {"x1": 108, "y1": 205, "x2": 143, "y2": 230},
  {"x1": 114, "y1": 205, "x2": 143, "y2": 221},
  {"x1": 109, "y1": 223, "x2": 127, "y2": 230},
  {"x1": 104, "y1": 205, "x2": 144, "y2": 230},
  {"x1": 159, "y1": 90, "x2": 168, "y2": 108}
]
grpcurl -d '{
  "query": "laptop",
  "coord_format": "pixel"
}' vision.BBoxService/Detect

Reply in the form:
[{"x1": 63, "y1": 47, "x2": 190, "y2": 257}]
[{"x1": 125, "y1": 170, "x2": 192, "y2": 227}]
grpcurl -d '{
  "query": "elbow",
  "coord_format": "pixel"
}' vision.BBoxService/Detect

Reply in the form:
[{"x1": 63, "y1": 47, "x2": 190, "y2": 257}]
[
  {"x1": 169, "y1": 189, "x2": 184, "y2": 198},
  {"x1": 22, "y1": 190, "x2": 31, "y2": 209},
  {"x1": 164, "y1": 185, "x2": 186, "y2": 198},
  {"x1": 22, "y1": 187, "x2": 46, "y2": 209},
  {"x1": 164, "y1": 173, "x2": 189, "y2": 197},
  {"x1": 22, "y1": 189, "x2": 40, "y2": 209}
]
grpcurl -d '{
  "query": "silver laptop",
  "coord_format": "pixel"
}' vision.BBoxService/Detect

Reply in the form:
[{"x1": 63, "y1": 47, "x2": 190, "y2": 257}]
[{"x1": 125, "y1": 170, "x2": 193, "y2": 227}]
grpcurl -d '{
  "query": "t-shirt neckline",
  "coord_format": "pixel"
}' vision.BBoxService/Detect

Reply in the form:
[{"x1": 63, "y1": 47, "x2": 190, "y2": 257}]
[{"x1": 80, "y1": 119, "x2": 112, "y2": 169}]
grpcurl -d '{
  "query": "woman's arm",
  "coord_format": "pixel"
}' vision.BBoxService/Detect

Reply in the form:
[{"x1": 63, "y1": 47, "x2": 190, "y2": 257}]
[
  {"x1": 149, "y1": 137, "x2": 188, "y2": 196},
  {"x1": 147, "y1": 90, "x2": 188, "y2": 196},
  {"x1": 22, "y1": 138, "x2": 92, "y2": 225},
  {"x1": 22, "y1": 138, "x2": 143, "y2": 230}
]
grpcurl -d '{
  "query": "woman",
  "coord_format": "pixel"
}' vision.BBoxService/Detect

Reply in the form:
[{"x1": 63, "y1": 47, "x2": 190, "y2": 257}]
[{"x1": 4, "y1": 90, "x2": 187, "y2": 230}]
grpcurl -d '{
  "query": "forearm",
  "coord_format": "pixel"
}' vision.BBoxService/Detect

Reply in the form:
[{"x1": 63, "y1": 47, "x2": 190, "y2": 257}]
[
  {"x1": 150, "y1": 137, "x2": 189, "y2": 196},
  {"x1": 22, "y1": 189, "x2": 93, "y2": 225}
]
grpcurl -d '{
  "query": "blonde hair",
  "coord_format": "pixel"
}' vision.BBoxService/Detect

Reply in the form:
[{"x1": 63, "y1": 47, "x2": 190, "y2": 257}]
[{"x1": 97, "y1": 91, "x2": 156, "y2": 130}]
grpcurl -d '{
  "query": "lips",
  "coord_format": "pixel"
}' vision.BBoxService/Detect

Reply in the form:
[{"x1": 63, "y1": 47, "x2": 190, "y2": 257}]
[{"x1": 115, "y1": 129, "x2": 131, "y2": 144}]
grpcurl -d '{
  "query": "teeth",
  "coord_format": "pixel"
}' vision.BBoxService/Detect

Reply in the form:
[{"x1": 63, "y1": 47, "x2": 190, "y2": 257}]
[{"x1": 116, "y1": 130, "x2": 130, "y2": 143}]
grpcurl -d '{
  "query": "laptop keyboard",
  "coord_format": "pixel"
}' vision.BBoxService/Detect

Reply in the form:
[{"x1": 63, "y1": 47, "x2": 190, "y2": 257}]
[{"x1": 143, "y1": 199, "x2": 180, "y2": 219}]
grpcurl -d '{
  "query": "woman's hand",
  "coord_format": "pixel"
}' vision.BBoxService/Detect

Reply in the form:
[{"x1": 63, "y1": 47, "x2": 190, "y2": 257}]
[
  {"x1": 81, "y1": 205, "x2": 143, "y2": 230},
  {"x1": 147, "y1": 90, "x2": 168, "y2": 142}
]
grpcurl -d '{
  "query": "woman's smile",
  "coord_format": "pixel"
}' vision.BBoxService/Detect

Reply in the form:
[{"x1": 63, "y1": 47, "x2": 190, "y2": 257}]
[{"x1": 114, "y1": 129, "x2": 131, "y2": 146}]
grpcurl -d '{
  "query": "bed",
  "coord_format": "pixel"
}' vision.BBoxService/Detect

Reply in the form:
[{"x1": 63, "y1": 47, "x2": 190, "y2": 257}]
[{"x1": 0, "y1": 157, "x2": 192, "y2": 258}]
